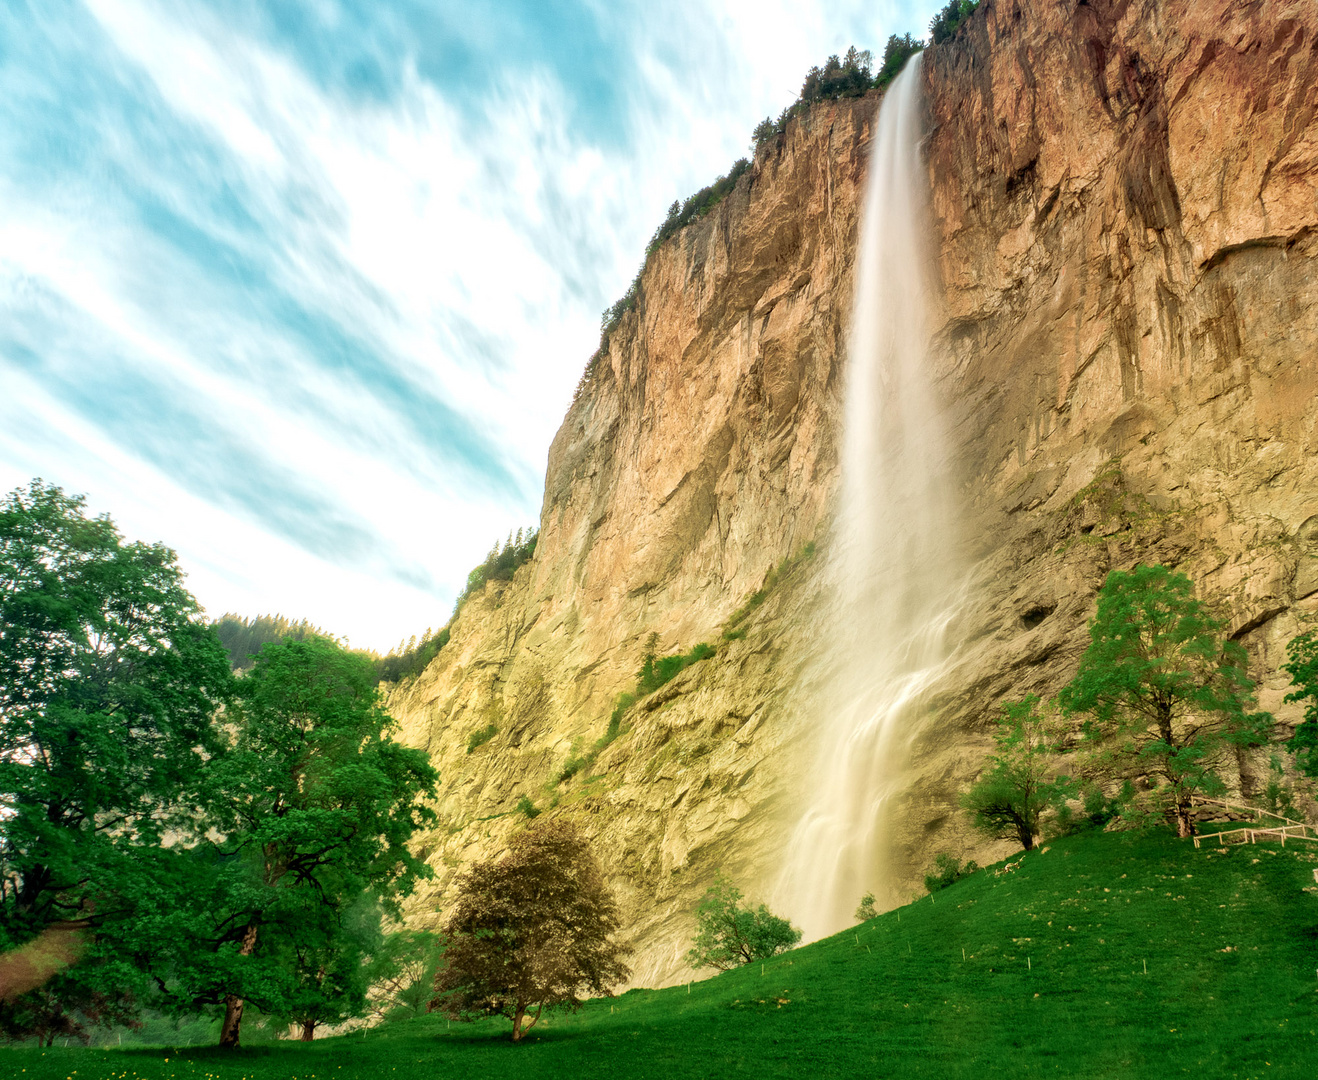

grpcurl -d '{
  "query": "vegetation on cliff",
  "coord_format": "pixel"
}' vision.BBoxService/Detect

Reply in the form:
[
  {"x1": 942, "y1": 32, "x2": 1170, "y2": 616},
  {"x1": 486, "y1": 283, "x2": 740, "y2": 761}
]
[{"x1": 929, "y1": 0, "x2": 980, "y2": 45}]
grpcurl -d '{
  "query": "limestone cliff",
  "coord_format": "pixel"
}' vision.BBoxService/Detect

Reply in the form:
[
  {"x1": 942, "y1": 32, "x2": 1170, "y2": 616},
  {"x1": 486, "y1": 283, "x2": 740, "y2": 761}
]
[{"x1": 388, "y1": 0, "x2": 1318, "y2": 988}]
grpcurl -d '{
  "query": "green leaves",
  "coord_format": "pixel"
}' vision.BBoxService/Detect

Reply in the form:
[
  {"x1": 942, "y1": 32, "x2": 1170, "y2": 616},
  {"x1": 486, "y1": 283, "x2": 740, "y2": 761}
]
[
  {"x1": 1057, "y1": 565, "x2": 1271, "y2": 836},
  {"x1": 0, "y1": 480, "x2": 233, "y2": 939},
  {"x1": 1281, "y1": 631, "x2": 1318, "y2": 777},
  {"x1": 685, "y1": 875, "x2": 801, "y2": 972},
  {"x1": 157, "y1": 636, "x2": 439, "y2": 1038},
  {"x1": 432, "y1": 820, "x2": 629, "y2": 1041},
  {"x1": 961, "y1": 696, "x2": 1071, "y2": 850}
]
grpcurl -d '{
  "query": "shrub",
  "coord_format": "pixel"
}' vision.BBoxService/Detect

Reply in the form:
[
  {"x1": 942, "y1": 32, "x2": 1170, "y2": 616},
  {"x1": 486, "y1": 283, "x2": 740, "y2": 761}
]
[
  {"x1": 636, "y1": 638, "x2": 715, "y2": 696},
  {"x1": 514, "y1": 794, "x2": 541, "y2": 819},
  {"x1": 961, "y1": 696, "x2": 1072, "y2": 851},
  {"x1": 466, "y1": 724, "x2": 498, "y2": 754},
  {"x1": 1052, "y1": 782, "x2": 1126, "y2": 836},
  {"x1": 556, "y1": 753, "x2": 589, "y2": 785},
  {"x1": 685, "y1": 875, "x2": 802, "y2": 971},
  {"x1": 854, "y1": 893, "x2": 877, "y2": 922},
  {"x1": 924, "y1": 853, "x2": 978, "y2": 894}
]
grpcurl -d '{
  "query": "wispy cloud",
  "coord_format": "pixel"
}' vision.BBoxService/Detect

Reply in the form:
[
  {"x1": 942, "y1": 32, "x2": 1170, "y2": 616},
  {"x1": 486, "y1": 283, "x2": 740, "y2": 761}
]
[{"x1": 0, "y1": 0, "x2": 939, "y2": 649}]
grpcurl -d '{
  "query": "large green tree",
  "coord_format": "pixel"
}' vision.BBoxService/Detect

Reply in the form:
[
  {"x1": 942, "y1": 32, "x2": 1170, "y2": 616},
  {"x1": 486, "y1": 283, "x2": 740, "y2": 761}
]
[
  {"x1": 159, "y1": 636, "x2": 438, "y2": 1047},
  {"x1": 1057, "y1": 565, "x2": 1271, "y2": 837},
  {"x1": 0, "y1": 480, "x2": 232, "y2": 1035}
]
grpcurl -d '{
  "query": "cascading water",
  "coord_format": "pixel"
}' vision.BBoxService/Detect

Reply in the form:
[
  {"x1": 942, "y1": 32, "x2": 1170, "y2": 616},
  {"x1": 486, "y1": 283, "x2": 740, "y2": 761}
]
[{"x1": 775, "y1": 53, "x2": 965, "y2": 942}]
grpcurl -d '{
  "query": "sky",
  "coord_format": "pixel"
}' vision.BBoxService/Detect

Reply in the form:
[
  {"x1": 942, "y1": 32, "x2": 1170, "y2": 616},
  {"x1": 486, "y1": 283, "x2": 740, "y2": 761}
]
[{"x1": 0, "y1": 0, "x2": 942, "y2": 652}]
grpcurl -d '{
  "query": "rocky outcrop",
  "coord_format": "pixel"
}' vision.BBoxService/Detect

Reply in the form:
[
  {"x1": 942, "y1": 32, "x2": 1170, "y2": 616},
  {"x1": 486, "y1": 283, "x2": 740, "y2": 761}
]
[{"x1": 388, "y1": 0, "x2": 1318, "y2": 987}]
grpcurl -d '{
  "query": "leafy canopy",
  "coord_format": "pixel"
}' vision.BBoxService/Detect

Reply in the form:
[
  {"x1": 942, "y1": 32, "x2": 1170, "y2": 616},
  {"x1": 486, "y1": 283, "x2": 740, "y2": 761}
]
[
  {"x1": 431, "y1": 819, "x2": 629, "y2": 1042},
  {"x1": 1281, "y1": 631, "x2": 1318, "y2": 777},
  {"x1": 962, "y1": 696, "x2": 1072, "y2": 851},
  {"x1": 1057, "y1": 564, "x2": 1271, "y2": 836},
  {"x1": 157, "y1": 635, "x2": 438, "y2": 1046},
  {"x1": 685, "y1": 875, "x2": 801, "y2": 972},
  {"x1": 0, "y1": 480, "x2": 233, "y2": 1040}
]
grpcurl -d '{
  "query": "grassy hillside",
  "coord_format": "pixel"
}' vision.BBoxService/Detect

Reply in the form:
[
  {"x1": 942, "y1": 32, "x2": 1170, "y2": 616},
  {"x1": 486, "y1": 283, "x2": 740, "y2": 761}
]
[{"x1": 6, "y1": 831, "x2": 1316, "y2": 1078}]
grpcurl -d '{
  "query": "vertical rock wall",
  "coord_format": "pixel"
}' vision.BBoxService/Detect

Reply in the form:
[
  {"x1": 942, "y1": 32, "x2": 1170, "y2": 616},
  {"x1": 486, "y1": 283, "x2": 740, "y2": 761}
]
[{"x1": 388, "y1": 0, "x2": 1318, "y2": 986}]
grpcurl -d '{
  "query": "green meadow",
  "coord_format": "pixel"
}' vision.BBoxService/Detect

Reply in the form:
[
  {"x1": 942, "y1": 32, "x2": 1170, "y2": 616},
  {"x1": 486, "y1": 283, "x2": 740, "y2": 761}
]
[{"x1": 7, "y1": 830, "x2": 1316, "y2": 1079}]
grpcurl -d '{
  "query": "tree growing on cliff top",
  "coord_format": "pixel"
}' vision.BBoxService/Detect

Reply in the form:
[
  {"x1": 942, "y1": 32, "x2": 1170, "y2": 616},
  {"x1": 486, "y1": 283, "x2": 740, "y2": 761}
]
[
  {"x1": 430, "y1": 820, "x2": 629, "y2": 1042},
  {"x1": 685, "y1": 875, "x2": 801, "y2": 972},
  {"x1": 1057, "y1": 565, "x2": 1271, "y2": 837}
]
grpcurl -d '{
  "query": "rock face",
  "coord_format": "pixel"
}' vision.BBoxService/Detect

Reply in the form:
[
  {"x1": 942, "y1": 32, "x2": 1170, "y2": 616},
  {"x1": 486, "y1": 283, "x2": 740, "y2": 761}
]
[{"x1": 388, "y1": 0, "x2": 1318, "y2": 987}]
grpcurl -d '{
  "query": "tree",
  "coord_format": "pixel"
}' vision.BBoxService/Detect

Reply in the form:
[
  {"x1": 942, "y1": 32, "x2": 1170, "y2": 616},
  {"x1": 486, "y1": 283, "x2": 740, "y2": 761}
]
[
  {"x1": 685, "y1": 875, "x2": 801, "y2": 972},
  {"x1": 266, "y1": 893, "x2": 384, "y2": 1041},
  {"x1": 962, "y1": 696, "x2": 1072, "y2": 850},
  {"x1": 0, "y1": 480, "x2": 233, "y2": 1037},
  {"x1": 430, "y1": 820, "x2": 629, "y2": 1042},
  {"x1": 876, "y1": 33, "x2": 923, "y2": 87},
  {"x1": 1281, "y1": 631, "x2": 1318, "y2": 778},
  {"x1": 854, "y1": 893, "x2": 877, "y2": 922},
  {"x1": 161, "y1": 636, "x2": 438, "y2": 1048},
  {"x1": 1057, "y1": 565, "x2": 1272, "y2": 837},
  {"x1": 363, "y1": 929, "x2": 445, "y2": 1023}
]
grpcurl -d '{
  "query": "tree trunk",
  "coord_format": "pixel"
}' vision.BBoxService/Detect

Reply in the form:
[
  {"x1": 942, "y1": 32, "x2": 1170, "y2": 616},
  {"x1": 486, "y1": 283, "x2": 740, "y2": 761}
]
[
  {"x1": 1015, "y1": 813, "x2": 1035, "y2": 850},
  {"x1": 300, "y1": 1019, "x2": 316, "y2": 1041},
  {"x1": 1174, "y1": 795, "x2": 1194, "y2": 838},
  {"x1": 218, "y1": 923, "x2": 260, "y2": 1049},
  {"x1": 511, "y1": 1001, "x2": 541, "y2": 1042},
  {"x1": 1156, "y1": 704, "x2": 1194, "y2": 838}
]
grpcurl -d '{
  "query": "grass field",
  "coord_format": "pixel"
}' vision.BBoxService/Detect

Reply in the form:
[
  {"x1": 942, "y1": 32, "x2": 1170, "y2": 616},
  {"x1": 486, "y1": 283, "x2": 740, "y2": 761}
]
[{"x1": 5, "y1": 830, "x2": 1317, "y2": 1079}]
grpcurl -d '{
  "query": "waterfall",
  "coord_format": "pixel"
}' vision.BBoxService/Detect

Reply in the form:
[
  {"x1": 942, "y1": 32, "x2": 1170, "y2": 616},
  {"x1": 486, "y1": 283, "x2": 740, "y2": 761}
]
[{"x1": 775, "y1": 53, "x2": 964, "y2": 942}]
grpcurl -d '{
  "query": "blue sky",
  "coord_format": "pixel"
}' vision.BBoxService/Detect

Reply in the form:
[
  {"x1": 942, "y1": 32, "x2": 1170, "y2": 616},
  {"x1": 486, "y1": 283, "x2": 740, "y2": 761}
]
[{"x1": 0, "y1": 0, "x2": 940, "y2": 651}]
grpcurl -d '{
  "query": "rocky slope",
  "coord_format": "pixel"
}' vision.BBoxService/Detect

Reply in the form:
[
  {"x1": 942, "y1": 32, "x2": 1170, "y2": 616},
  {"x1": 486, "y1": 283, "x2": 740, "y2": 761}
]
[{"x1": 388, "y1": 0, "x2": 1318, "y2": 987}]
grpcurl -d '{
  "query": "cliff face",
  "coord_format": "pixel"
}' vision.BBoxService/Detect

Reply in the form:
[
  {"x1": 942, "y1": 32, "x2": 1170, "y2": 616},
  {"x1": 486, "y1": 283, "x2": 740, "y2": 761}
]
[
  {"x1": 900, "y1": 0, "x2": 1318, "y2": 866},
  {"x1": 388, "y1": 0, "x2": 1318, "y2": 986},
  {"x1": 388, "y1": 95, "x2": 871, "y2": 986}
]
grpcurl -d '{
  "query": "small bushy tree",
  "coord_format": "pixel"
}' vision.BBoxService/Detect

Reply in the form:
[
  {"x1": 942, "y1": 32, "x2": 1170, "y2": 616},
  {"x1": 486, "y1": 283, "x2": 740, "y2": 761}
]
[
  {"x1": 924, "y1": 854, "x2": 978, "y2": 894},
  {"x1": 431, "y1": 820, "x2": 628, "y2": 1042},
  {"x1": 685, "y1": 875, "x2": 801, "y2": 971},
  {"x1": 962, "y1": 696, "x2": 1072, "y2": 850},
  {"x1": 1057, "y1": 565, "x2": 1272, "y2": 837},
  {"x1": 854, "y1": 893, "x2": 877, "y2": 922},
  {"x1": 364, "y1": 930, "x2": 445, "y2": 1023}
]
